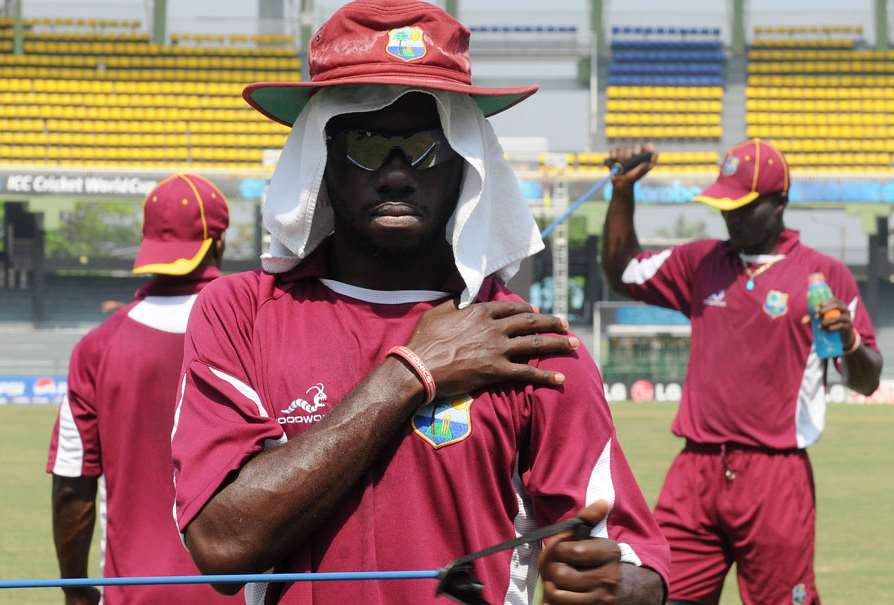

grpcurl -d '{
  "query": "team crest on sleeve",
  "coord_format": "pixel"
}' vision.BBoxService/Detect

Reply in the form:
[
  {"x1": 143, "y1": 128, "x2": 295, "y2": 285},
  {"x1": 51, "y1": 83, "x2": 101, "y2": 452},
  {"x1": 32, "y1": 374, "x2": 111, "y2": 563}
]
[
  {"x1": 412, "y1": 394, "x2": 473, "y2": 448},
  {"x1": 763, "y1": 290, "x2": 789, "y2": 319},
  {"x1": 386, "y1": 26, "x2": 427, "y2": 61}
]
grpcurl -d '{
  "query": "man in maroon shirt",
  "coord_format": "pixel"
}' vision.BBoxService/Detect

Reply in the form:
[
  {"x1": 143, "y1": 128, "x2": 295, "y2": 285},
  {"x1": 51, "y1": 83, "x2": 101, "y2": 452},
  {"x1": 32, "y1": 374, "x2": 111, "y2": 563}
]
[
  {"x1": 47, "y1": 174, "x2": 239, "y2": 605},
  {"x1": 171, "y1": 2, "x2": 669, "y2": 604},
  {"x1": 601, "y1": 140, "x2": 883, "y2": 605}
]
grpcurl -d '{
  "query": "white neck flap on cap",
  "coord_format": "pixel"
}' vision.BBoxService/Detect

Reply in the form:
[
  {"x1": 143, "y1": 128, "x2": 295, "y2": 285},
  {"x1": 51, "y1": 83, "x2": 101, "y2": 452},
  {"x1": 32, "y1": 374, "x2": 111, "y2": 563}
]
[{"x1": 260, "y1": 85, "x2": 544, "y2": 308}]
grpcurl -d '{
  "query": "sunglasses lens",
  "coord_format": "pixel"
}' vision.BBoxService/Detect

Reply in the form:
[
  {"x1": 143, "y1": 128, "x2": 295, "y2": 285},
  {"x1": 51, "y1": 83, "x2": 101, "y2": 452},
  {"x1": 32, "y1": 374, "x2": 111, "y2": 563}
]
[
  {"x1": 339, "y1": 130, "x2": 450, "y2": 171},
  {"x1": 343, "y1": 131, "x2": 391, "y2": 171}
]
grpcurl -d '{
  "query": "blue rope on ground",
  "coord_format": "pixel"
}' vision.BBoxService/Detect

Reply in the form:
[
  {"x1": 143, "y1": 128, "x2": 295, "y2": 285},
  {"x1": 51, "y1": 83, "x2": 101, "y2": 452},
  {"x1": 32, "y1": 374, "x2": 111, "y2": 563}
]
[
  {"x1": 0, "y1": 570, "x2": 442, "y2": 589},
  {"x1": 539, "y1": 166, "x2": 621, "y2": 239}
]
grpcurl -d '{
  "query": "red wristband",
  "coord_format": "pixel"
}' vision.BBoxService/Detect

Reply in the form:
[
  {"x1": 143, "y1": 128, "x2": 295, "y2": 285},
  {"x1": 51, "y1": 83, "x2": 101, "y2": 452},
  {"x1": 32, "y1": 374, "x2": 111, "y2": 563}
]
[{"x1": 387, "y1": 346, "x2": 436, "y2": 404}]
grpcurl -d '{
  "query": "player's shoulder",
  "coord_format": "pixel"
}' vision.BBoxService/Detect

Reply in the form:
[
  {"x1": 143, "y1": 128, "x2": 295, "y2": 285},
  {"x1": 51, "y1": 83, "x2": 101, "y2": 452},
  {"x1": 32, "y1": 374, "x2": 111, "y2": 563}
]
[
  {"x1": 478, "y1": 278, "x2": 607, "y2": 400},
  {"x1": 675, "y1": 237, "x2": 727, "y2": 259},
  {"x1": 794, "y1": 242, "x2": 856, "y2": 284},
  {"x1": 188, "y1": 269, "x2": 272, "y2": 330},
  {"x1": 196, "y1": 268, "x2": 286, "y2": 311},
  {"x1": 198, "y1": 269, "x2": 267, "y2": 300},
  {"x1": 71, "y1": 301, "x2": 140, "y2": 365}
]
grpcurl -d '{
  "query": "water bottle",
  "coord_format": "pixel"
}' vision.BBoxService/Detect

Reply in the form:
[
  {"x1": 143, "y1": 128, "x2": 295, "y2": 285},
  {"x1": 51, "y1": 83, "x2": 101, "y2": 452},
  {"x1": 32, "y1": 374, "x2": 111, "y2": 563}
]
[{"x1": 807, "y1": 273, "x2": 843, "y2": 358}]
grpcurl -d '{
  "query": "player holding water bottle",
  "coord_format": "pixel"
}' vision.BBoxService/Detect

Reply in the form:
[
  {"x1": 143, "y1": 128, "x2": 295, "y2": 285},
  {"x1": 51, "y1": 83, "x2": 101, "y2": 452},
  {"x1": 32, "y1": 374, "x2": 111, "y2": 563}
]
[{"x1": 601, "y1": 139, "x2": 882, "y2": 605}]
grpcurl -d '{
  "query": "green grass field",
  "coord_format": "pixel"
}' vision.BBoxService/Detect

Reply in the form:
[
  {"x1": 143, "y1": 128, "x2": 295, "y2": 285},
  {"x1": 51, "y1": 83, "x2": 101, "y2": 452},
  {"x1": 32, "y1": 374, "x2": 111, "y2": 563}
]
[{"x1": 0, "y1": 403, "x2": 891, "y2": 604}]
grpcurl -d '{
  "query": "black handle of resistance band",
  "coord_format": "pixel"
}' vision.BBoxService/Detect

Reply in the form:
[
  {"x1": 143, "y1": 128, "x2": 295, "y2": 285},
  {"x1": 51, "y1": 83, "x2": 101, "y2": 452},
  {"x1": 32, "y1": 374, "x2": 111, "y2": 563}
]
[
  {"x1": 602, "y1": 151, "x2": 654, "y2": 174},
  {"x1": 435, "y1": 517, "x2": 594, "y2": 605}
]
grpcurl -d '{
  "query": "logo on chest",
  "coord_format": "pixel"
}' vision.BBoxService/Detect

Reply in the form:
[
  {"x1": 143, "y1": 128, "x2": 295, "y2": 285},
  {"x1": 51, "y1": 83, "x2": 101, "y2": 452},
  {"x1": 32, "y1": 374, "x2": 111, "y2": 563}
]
[
  {"x1": 412, "y1": 394, "x2": 474, "y2": 449},
  {"x1": 703, "y1": 290, "x2": 727, "y2": 307},
  {"x1": 763, "y1": 290, "x2": 789, "y2": 319},
  {"x1": 278, "y1": 383, "x2": 328, "y2": 425}
]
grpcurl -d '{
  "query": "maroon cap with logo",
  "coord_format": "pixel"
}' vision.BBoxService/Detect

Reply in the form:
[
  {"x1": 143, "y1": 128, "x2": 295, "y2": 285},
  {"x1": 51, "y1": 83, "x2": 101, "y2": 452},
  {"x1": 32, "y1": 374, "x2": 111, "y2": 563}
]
[
  {"x1": 243, "y1": 0, "x2": 538, "y2": 127},
  {"x1": 694, "y1": 139, "x2": 791, "y2": 211},
  {"x1": 133, "y1": 174, "x2": 229, "y2": 276}
]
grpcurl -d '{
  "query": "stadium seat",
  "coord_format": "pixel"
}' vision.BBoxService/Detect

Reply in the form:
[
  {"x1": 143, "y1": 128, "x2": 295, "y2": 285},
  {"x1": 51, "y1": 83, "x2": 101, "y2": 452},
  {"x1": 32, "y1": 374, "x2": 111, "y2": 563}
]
[
  {"x1": 605, "y1": 28, "x2": 724, "y2": 140},
  {"x1": 0, "y1": 19, "x2": 299, "y2": 169},
  {"x1": 744, "y1": 26, "x2": 894, "y2": 170}
]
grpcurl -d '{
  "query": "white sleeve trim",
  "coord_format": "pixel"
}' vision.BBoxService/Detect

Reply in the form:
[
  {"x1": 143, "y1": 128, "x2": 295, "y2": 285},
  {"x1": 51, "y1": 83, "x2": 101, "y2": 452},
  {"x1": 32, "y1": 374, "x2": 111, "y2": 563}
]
[
  {"x1": 207, "y1": 367, "x2": 287, "y2": 447},
  {"x1": 585, "y1": 439, "x2": 643, "y2": 567},
  {"x1": 795, "y1": 346, "x2": 825, "y2": 448},
  {"x1": 170, "y1": 373, "x2": 188, "y2": 443},
  {"x1": 52, "y1": 394, "x2": 86, "y2": 477},
  {"x1": 174, "y1": 367, "x2": 288, "y2": 545},
  {"x1": 208, "y1": 366, "x2": 269, "y2": 418},
  {"x1": 585, "y1": 439, "x2": 615, "y2": 539},
  {"x1": 618, "y1": 542, "x2": 643, "y2": 566},
  {"x1": 621, "y1": 249, "x2": 673, "y2": 285}
]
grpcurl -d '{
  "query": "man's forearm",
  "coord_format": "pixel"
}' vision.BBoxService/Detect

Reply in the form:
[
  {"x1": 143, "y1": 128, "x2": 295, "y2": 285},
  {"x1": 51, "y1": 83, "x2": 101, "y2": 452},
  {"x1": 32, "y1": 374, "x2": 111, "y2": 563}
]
[
  {"x1": 186, "y1": 358, "x2": 424, "y2": 578},
  {"x1": 52, "y1": 475, "x2": 98, "y2": 600},
  {"x1": 616, "y1": 563, "x2": 665, "y2": 605},
  {"x1": 602, "y1": 185, "x2": 642, "y2": 293},
  {"x1": 843, "y1": 344, "x2": 883, "y2": 396}
]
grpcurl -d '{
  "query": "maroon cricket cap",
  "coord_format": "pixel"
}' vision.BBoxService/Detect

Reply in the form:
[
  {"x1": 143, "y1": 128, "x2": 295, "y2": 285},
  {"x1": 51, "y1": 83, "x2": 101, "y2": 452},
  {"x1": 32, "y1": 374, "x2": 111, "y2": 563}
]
[
  {"x1": 243, "y1": 0, "x2": 539, "y2": 127},
  {"x1": 694, "y1": 139, "x2": 791, "y2": 211},
  {"x1": 133, "y1": 174, "x2": 229, "y2": 276}
]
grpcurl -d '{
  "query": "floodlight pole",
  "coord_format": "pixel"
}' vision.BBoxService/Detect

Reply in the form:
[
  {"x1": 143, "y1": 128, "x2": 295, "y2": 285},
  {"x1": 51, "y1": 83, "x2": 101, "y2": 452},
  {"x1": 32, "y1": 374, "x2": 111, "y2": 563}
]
[
  {"x1": 731, "y1": 0, "x2": 746, "y2": 57},
  {"x1": 589, "y1": 0, "x2": 604, "y2": 151},
  {"x1": 876, "y1": 0, "x2": 889, "y2": 50},
  {"x1": 12, "y1": 0, "x2": 23, "y2": 55},
  {"x1": 590, "y1": 0, "x2": 605, "y2": 55},
  {"x1": 152, "y1": 0, "x2": 166, "y2": 45}
]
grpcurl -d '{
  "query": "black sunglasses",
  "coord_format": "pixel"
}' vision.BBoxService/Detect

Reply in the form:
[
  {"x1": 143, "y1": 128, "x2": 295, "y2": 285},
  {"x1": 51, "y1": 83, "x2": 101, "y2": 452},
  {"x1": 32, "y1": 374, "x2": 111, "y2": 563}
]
[{"x1": 326, "y1": 128, "x2": 458, "y2": 172}]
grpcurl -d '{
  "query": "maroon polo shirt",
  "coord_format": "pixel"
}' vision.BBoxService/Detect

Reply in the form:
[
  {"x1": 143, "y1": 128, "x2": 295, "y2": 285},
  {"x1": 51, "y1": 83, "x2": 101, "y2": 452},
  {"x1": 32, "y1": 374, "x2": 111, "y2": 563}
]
[
  {"x1": 47, "y1": 268, "x2": 239, "y2": 604},
  {"x1": 622, "y1": 229, "x2": 878, "y2": 449},
  {"x1": 171, "y1": 246, "x2": 669, "y2": 605}
]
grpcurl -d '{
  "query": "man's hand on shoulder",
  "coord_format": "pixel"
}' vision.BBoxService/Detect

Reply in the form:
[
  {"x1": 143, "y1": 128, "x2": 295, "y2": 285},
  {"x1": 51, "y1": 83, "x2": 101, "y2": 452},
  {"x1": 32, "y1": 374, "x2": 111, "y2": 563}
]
[
  {"x1": 407, "y1": 300, "x2": 580, "y2": 398},
  {"x1": 539, "y1": 501, "x2": 664, "y2": 605}
]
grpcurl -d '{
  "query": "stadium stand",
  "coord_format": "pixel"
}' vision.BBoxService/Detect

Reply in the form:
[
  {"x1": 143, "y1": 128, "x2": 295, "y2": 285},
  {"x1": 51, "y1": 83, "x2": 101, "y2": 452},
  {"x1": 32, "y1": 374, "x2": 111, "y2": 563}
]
[
  {"x1": 605, "y1": 27, "x2": 724, "y2": 143},
  {"x1": 0, "y1": 19, "x2": 295, "y2": 170},
  {"x1": 746, "y1": 25, "x2": 894, "y2": 171}
]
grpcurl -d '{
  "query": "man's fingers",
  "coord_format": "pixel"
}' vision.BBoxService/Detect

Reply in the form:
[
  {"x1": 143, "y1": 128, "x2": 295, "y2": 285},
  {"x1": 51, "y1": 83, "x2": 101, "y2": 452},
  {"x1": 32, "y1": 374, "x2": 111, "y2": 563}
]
[
  {"x1": 547, "y1": 537, "x2": 621, "y2": 567},
  {"x1": 479, "y1": 300, "x2": 539, "y2": 319},
  {"x1": 577, "y1": 499, "x2": 611, "y2": 526},
  {"x1": 542, "y1": 581, "x2": 618, "y2": 605},
  {"x1": 500, "y1": 312, "x2": 568, "y2": 336},
  {"x1": 541, "y1": 558, "x2": 621, "y2": 592},
  {"x1": 503, "y1": 362, "x2": 565, "y2": 386},
  {"x1": 540, "y1": 545, "x2": 621, "y2": 605},
  {"x1": 506, "y1": 334, "x2": 580, "y2": 357},
  {"x1": 543, "y1": 580, "x2": 617, "y2": 605},
  {"x1": 822, "y1": 318, "x2": 852, "y2": 333}
]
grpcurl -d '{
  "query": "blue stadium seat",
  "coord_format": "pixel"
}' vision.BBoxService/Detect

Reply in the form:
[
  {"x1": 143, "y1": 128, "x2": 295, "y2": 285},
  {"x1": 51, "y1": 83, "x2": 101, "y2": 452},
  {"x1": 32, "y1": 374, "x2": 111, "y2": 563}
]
[
  {"x1": 612, "y1": 50, "x2": 725, "y2": 63},
  {"x1": 611, "y1": 39, "x2": 723, "y2": 51},
  {"x1": 469, "y1": 24, "x2": 577, "y2": 35},
  {"x1": 609, "y1": 63, "x2": 723, "y2": 76}
]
